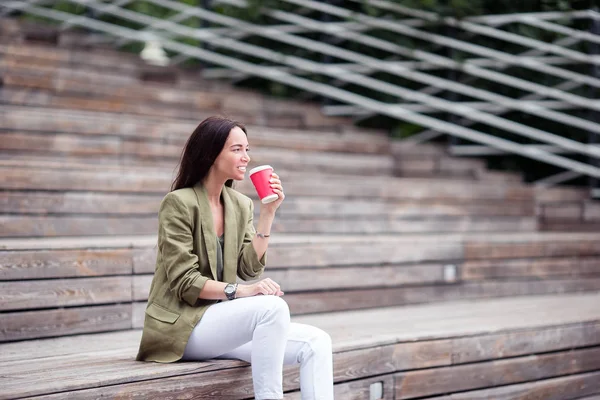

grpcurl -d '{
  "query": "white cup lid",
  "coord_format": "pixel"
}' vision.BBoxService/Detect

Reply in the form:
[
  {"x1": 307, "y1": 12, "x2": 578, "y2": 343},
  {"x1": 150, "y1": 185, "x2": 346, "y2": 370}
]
[{"x1": 249, "y1": 165, "x2": 273, "y2": 176}]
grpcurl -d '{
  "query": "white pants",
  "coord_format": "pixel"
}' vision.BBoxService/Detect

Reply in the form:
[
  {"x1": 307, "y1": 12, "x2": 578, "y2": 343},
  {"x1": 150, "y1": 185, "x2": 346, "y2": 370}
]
[{"x1": 182, "y1": 295, "x2": 334, "y2": 400}]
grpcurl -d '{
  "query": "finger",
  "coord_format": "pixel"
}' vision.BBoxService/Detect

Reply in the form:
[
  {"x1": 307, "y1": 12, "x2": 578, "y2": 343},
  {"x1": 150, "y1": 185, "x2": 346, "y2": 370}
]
[
  {"x1": 266, "y1": 283, "x2": 278, "y2": 294},
  {"x1": 264, "y1": 278, "x2": 279, "y2": 290},
  {"x1": 257, "y1": 285, "x2": 269, "y2": 295},
  {"x1": 260, "y1": 281, "x2": 276, "y2": 295}
]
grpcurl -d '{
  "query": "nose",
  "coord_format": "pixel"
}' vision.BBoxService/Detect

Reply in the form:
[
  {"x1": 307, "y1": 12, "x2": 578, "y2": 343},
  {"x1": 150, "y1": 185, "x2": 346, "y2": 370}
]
[{"x1": 242, "y1": 151, "x2": 250, "y2": 163}]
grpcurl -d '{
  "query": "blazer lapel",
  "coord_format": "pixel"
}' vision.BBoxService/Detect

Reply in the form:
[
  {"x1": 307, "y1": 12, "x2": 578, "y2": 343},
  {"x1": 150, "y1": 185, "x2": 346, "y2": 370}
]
[
  {"x1": 193, "y1": 183, "x2": 218, "y2": 281},
  {"x1": 222, "y1": 187, "x2": 239, "y2": 283}
]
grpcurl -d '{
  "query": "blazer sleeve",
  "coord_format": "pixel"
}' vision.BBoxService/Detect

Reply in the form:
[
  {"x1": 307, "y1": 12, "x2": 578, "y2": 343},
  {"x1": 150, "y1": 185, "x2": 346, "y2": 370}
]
[
  {"x1": 237, "y1": 199, "x2": 267, "y2": 281},
  {"x1": 158, "y1": 193, "x2": 209, "y2": 306}
]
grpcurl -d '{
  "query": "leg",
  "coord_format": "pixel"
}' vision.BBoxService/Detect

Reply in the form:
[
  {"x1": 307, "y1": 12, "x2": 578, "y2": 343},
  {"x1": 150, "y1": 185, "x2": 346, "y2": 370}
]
[
  {"x1": 221, "y1": 323, "x2": 334, "y2": 400},
  {"x1": 182, "y1": 295, "x2": 290, "y2": 399}
]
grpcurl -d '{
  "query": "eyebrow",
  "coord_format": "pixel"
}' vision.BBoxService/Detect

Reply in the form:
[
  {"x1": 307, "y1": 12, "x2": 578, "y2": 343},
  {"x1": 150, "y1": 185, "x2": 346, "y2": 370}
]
[{"x1": 230, "y1": 144, "x2": 250, "y2": 148}]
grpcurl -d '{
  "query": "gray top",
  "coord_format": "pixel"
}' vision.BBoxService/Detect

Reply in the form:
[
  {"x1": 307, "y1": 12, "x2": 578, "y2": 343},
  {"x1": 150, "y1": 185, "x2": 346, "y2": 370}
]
[{"x1": 216, "y1": 234, "x2": 224, "y2": 282}]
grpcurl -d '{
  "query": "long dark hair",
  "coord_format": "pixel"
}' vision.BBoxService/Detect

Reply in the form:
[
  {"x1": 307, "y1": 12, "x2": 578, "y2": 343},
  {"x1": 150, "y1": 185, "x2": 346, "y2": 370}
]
[{"x1": 171, "y1": 116, "x2": 247, "y2": 191}]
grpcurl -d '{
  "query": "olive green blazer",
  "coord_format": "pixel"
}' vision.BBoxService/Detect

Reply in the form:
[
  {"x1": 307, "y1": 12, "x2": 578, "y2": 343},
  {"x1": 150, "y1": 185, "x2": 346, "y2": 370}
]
[{"x1": 136, "y1": 183, "x2": 266, "y2": 363}]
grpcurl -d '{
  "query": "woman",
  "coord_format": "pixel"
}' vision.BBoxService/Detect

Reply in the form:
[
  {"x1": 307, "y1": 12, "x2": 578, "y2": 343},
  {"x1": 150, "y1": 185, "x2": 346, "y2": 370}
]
[{"x1": 136, "y1": 116, "x2": 334, "y2": 400}]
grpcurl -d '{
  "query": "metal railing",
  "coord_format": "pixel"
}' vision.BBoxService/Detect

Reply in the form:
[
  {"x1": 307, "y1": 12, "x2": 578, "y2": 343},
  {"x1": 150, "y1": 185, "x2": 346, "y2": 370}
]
[{"x1": 1, "y1": 0, "x2": 599, "y2": 192}]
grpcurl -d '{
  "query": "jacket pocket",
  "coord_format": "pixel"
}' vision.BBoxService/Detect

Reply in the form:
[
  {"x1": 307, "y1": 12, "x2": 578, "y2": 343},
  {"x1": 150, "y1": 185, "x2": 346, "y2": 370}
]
[{"x1": 145, "y1": 302, "x2": 180, "y2": 324}]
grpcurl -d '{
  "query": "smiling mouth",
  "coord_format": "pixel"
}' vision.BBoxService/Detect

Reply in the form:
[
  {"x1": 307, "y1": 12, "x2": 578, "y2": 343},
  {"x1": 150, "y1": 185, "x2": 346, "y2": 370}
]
[{"x1": 237, "y1": 167, "x2": 247, "y2": 171}]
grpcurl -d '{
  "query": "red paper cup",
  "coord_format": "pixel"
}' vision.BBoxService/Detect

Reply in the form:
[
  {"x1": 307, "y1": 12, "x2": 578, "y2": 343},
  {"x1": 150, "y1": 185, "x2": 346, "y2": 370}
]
[{"x1": 249, "y1": 165, "x2": 279, "y2": 204}]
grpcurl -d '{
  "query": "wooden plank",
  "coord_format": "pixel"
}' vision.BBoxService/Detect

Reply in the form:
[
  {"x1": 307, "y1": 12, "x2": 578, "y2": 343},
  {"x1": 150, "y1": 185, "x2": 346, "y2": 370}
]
[
  {"x1": 451, "y1": 321, "x2": 600, "y2": 363},
  {"x1": 0, "y1": 166, "x2": 172, "y2": 193},
  {"x1": 0, "y1": 131, "x2": 122, "y2": 156},
  {"x1": 438, "y1": 370, "x2": 600, "y2": 400},
  {"x1": 0, "y1": 106, "x2": 389, "y2": 148},
  {"x1": 286, "y1": 375, "x2": 396, "y2": 400},
  {"x1": 0, "y1": 215, "x2": 158, "y2": 237},
  {"x1": 0, "y1": 191, "x2": 162, "y2": 215},
  {"x1": 0, "y1": 106, "x2": 194, "y2": 141},
  {"x1": 395, "y1": 346, "x2": 600, "y2": 399},
  {"x1": 0, "y1": 87, "x2": 217, "y2": 120},
  {"x1": 0, "y1": 304, "x2": 133, "y2": 342},
  {"x1": 0, "y1": 276, "x2": 132, "y2": 311},
  {"x1": 0, "y1": 330, "x2": 142, "y2": 363},
  {"x1": 266, "y1": 215, "x2": 536, "y2": 234},
  {"x1": 132, "y1": 263, "x2": 450, "y2": 300},
  {"x1": 12, "y1": 335, "x2": 600, "y2": 400},
  {"x1": 280, "y1": 277, "x2": 600, "y2": 315},
  {"x1": 0, "y1": 248, "x2": 135, "y2": 280},
  {"x1": 290, "y1": 292, "x2": 600, "y2": 352},
  {"x1": 462, "y1": 256, "x2": 600, "y2": 280},
  {"x1": 2, "y1": 297, "x2": 600, "y2": 397},
  {"x1": 541, "y1": 203, "x2": 583, "y2": 220},
  {"x1": 0, "y1": 351, "x2": 246, "y2": 400},
  {"x1": 0, "y1": 69, "x2": 224, "y2": 109},
  {"x1": 584, "y1": 202, "x2": 600, "y2": 221},
  {"x1": 465, "y1": 237, "x2": 600, "y2": 259},
  {"x1": 129, "y1": 278, "x2": 600, "y2": 318},
  {"x1": 20, "y1": 363, "x2": 256, "y2": 400},
  {"x1": 0, "y1": 214, "x2": 537, "y2": 237},
  {"x1": 0, "y1": 190, "x2": 534, "y2": 217}
]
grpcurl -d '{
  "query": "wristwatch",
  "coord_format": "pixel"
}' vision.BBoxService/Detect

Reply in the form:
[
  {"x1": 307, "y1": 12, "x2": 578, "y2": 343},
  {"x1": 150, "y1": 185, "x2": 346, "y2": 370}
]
[{"x1": 224, "y1": 283, "x2": 238, "y2": 300}]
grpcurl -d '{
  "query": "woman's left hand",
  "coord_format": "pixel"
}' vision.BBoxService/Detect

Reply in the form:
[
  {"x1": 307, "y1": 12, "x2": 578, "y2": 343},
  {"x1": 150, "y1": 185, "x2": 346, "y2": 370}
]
[{"x1": 261, "y1": 172, "x2": 285, "y2": 214}]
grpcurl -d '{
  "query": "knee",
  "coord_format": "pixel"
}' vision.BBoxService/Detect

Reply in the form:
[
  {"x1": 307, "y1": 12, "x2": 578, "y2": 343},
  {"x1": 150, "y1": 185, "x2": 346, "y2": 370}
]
[
  {"x1": 312, "y1": 329, "x2": 332, "y2": 353},
  {"x1": 302, "y1": 327, "x2": 332, "y2": 357},
  {"x1": 262, "y1": 296, "x2": 290, "y2": 325}
]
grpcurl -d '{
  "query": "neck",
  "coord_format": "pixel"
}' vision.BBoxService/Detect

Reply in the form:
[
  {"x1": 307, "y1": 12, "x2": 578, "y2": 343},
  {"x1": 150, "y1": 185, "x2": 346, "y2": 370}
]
[{"x1": 202, "y1": 172, "x2": 226, "y2": 207}]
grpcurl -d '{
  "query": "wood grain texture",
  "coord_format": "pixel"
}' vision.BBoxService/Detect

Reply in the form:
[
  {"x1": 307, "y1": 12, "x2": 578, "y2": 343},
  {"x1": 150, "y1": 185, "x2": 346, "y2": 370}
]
[
  {"x1": 0, "y1": 166, "x2": 533, "y2": 201},
  {"x1": 437, "y1": 370, "x2": 600, "y2": 400},
  {"x1": 279, "y1": 277, "x2": 600, "y2": 315},
  {"x1": 0, "y1": 190, "x2": 535, "y2": 217},
  {"x1": 462, "y1": 256, "x2": 600, "y2": 280},
  {"x1": 0, "y1": 214, "x2": 537, "y2": 237},
  {"x1": 0, "y1": 276, "x2": 132, "y2": 311},
  {"x1": 0, "y1": 248, "x2": 134, "y2": 280},
  {"x1": 1, "y1": 295, "x2": 599, "y2": 398},
  {"x1": 0, "y1": 304, "x2": 132, "y2": 342},
  {"x1": 395, "y1": 346, "x2": 600, "y2": 399}
]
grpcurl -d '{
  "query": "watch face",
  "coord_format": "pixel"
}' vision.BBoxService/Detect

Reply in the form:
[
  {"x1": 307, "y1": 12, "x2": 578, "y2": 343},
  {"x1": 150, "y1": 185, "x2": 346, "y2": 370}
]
[{"x1": 225, "y1": 285, "x2": 234, "y2": 294}]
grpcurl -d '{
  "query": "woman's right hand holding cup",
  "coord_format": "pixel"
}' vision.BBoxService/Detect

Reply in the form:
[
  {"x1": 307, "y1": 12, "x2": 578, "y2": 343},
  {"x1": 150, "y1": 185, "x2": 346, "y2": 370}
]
[{"x1": 238, "y1": 278, "x2": 284, "y2": 297}]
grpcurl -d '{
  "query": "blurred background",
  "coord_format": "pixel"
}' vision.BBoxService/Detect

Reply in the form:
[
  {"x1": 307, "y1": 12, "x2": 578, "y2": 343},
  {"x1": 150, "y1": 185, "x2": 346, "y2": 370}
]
[{"x1": 1, "y1": 1, "x2": 600, "y2": 399}]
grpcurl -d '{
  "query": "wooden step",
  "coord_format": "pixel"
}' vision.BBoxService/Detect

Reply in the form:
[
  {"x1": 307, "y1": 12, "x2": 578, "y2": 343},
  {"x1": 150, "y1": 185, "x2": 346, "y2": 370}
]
[
  {"x1": 2, "y1": 232, "x2": 598, "y2": 339},
  {"x1": 0, "y1": 190, "x2": 535, "y2": 217},
  {"x1": 0, "y1": 214, "x2": 537, "y2": 237},
  {"x1": 0, "y1": 166, "x2": 534, "y2": 203},
  {"x1": 0, "y1": 293, "x2": 598, "y2": 398},
  {"x1": 0, "y1": 106, "x2": 391, "y2": 154},
  {"x1": 0, "y1": 46, "x2": 361, "y2": 130},
  {"x1": 0, "y1": 132, "x2": 394, "y2": 174}
]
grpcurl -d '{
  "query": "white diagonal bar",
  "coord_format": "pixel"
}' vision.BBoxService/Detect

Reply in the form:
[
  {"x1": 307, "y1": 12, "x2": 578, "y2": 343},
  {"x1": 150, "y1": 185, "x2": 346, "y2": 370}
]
[
  {"x1": 217, "y1": 0, "x2": 600, "y2": 113},
  {"x1": 355, "y1": 0, "x2": 600, "y2": 61},
  {"x1": 211, "y1": 1, "x2": 600, "y2": 131},
  {"x1": 518, "y1": 16, "x2": 600, "y2": 46}
]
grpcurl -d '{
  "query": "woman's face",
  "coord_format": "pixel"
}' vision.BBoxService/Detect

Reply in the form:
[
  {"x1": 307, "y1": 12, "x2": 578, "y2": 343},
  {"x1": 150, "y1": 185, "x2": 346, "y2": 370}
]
[{"x1": 212, "y1": 126, "x2": 251, "y2": 181}]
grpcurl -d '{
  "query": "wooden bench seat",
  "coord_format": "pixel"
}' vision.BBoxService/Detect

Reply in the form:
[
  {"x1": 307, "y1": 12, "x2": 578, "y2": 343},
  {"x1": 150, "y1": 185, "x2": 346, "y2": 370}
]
[
  {"x1": 1, "y1": 292, "x2": 599, "y2": 399},
  {"x1": 2, "y1": 231, "x2": 600, "y2": 341}
]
